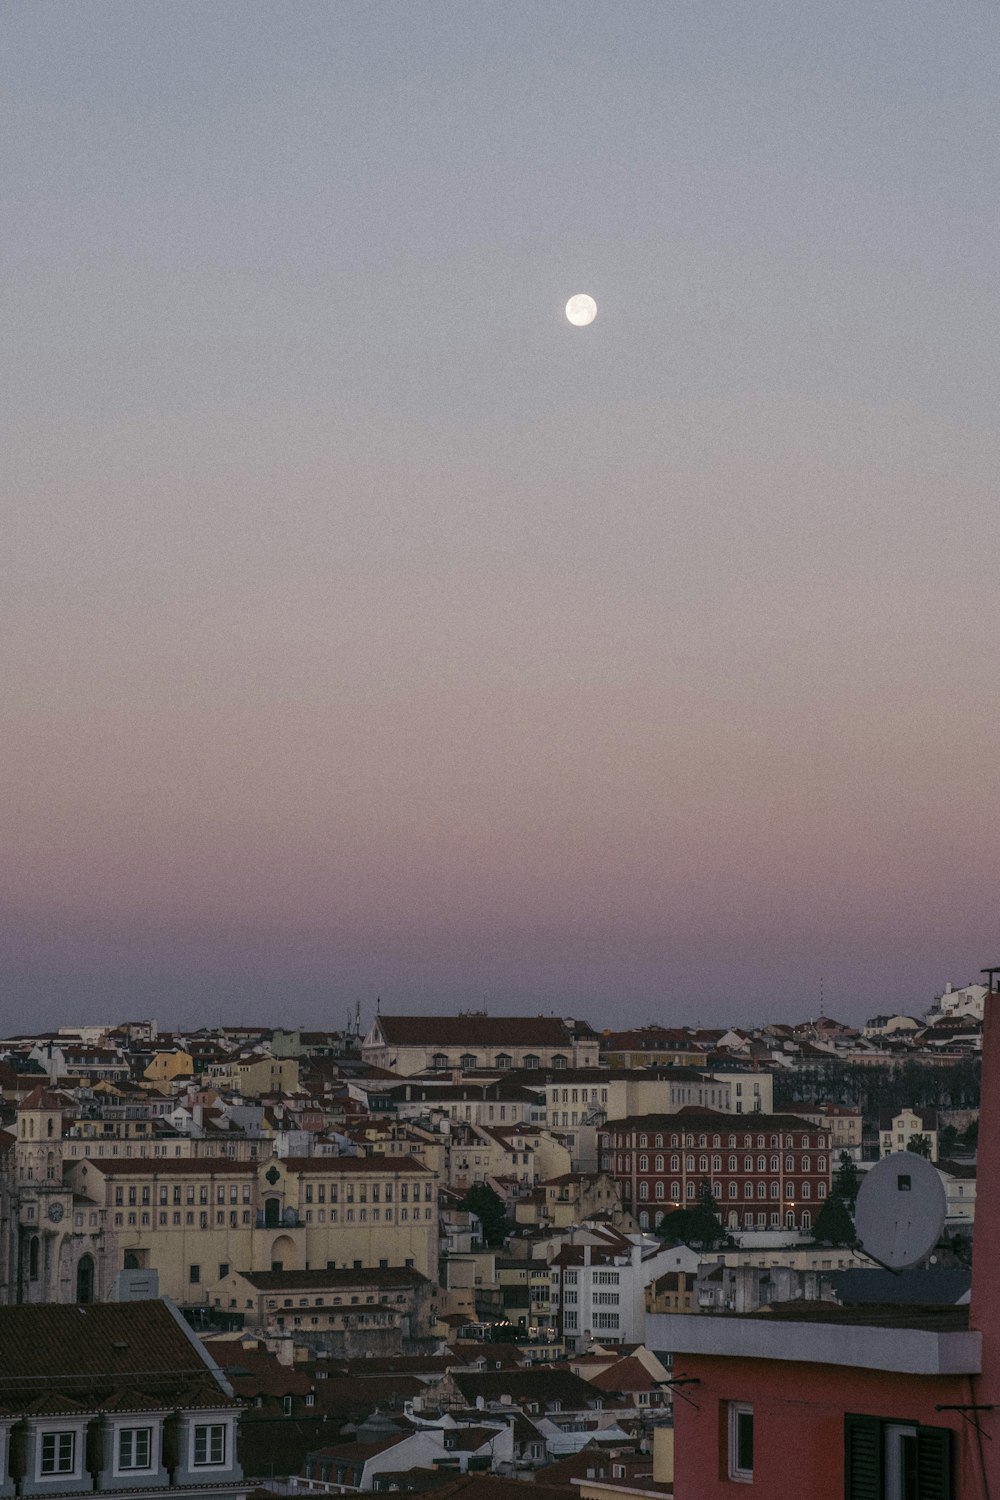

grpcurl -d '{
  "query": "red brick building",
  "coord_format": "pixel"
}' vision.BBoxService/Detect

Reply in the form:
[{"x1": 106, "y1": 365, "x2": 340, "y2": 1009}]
[{"x1": 598, "y1": 1111, "x2": 833, "y2": 1233}]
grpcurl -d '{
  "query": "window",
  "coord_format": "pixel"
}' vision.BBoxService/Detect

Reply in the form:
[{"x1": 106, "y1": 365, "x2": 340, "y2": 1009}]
[
  {"x1": 844, "y1": 1414, "x2": 953, "y2": 1500},
  {"x1": 727, "y1": 1403, "x2": 753, "y2": 1482},
  {"x1": 118, "y1": 1427, "x2": 153, "y2": 1471},
  {"x1": 41, "y1": 1432, "x2": 76, "y2": 1475},
  {"x1": 189, "y1": 1264, "x2": 200, "y2": 1283},
  {"x1": 193, "y1": 1424, "x2": 227, "y2": 1467}
]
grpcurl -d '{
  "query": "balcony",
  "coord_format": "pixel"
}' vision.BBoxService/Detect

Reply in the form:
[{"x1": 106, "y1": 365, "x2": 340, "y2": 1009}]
[{"x1": 255, "y1": 1209, "x2": 304, "y2": 1229}]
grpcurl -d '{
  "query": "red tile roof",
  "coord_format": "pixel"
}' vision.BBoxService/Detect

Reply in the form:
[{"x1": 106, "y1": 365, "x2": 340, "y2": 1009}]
[{"x1": 374, "y1": 1016, "x2": 575, "y2": 1048}]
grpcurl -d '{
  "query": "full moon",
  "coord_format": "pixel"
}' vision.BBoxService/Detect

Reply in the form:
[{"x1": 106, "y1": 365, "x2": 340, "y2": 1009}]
[{"x1": 565, "y1": 293, "x2": 597, "y2": 327}]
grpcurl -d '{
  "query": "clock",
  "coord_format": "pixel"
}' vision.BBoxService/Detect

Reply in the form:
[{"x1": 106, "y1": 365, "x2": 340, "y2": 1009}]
[{"x1": 47, "y1": 1201, "x2": 64, "y2": 1223}]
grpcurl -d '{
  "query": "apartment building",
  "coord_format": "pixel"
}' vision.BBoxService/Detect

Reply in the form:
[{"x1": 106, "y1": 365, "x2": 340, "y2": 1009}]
[{"x1": 599, "y1": 1113, "x2": 834, "y2": 1233}]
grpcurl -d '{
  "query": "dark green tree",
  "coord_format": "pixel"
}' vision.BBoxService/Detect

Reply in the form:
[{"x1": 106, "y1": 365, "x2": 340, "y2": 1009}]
[
  {"x1": 907, "y1": 1133, "x2": 932, "y2": 1158},
  {"x1": 812, "y1": 1193, "x2": 856, "y2": 1247},
  {"x1": 833, "y1": 1151, "x2": 861, "y2": 1208},
  {"x1": 939, "y1": 1124, "x2": 960, "y2": 1158},
  {"x1": 460, "y1": 1183, "x2": 508, "y2": 1247},
  {"x1": 656, "y1": 1179, "x2": 733, "y2": 1253}
]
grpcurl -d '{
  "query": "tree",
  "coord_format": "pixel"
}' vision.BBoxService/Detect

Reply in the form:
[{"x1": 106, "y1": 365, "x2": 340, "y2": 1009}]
[
  {"x1": 460, "y1": 1183, "x2": 508, "y2": 1247},
  {"x1": 812, "y1": 1193, "x2": 856, "y2": 1247},
  {"x1": 939, "y1": 1123, "x2": 960, "y2": 1158},
  {"x1": 656, "y1": 1179, "x2": 733, "y2": 1253},
  {"x1": 907, "y1": 1133, "x2": 932, "y2": 1158},
  {"x1": 833, "y1": 1151, "x2": 861, "y2": 1208}
]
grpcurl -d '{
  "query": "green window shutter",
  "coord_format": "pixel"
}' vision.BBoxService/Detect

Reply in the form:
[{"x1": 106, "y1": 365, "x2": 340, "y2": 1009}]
[
  {"x1": 844, "y1": 1414, "x2": 882, "y2": 1500},
  {"x1": 916, "y1": 1425, "x2": 953, "y2": 1500}
]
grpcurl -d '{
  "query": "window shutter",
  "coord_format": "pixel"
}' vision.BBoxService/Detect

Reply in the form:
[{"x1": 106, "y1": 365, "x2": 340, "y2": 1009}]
[
  {"x1": 844, "y1": 1414, "x2": 882, "y2": 1500},
  {"x1": 917, "y1": 1425, "x2": 953, "y2": 1500}
]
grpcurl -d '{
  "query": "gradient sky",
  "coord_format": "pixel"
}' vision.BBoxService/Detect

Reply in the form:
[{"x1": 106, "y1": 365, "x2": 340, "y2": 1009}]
[{"x1": 4, "y1": 2, "x2": 1000, "y2": 1032}]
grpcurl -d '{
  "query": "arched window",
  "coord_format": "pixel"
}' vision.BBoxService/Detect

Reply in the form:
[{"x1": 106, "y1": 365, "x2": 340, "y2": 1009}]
[
  {"x1": 770, "y1": 1182, "x2": 779, "y2": 1198},
  {"x1": 728, "y1": 1182, "x2": 737, "y2": 1198},
  {"x1": 818, "y1": 1157, "x2": 827, "y2": 1172},
  {"x1": 685, "y1": 1134, "x2": 694, "y2": 1148},
  {"x1": 802, "y1": 1183, "x2": 811, "y2": 1199},
  {"x1": 757, "y1": 1135, "x2": 765, "y2": 1147},
  {"x1": 671, "y1": 1134, "x2": 680, "y2": 1147},
  {"x1": 639, "y1": 1182, "x2": 649, "y2": 1200},
  {"x1": 786, "y1": 1183, "x2": 795, "y2": 1199},
  {"x1": 757, "y1": 1155, "x2": 766, "y2": 1171},
  {"x1": 639, "y1": 1211, "x2": 649, "y2": 1229},
  {"x1": 801, "y1": 1135, "x2": 809, "y2": 1148},
  {"x1": 818, "y1": 1182, "x2": 827, "y2": 1198},
  {"x1": 639, "y1": 1155, "x2": 649, "y2": 1171},
  {"x1": 770, "y1": 1135, "x2": 779, "y2": 1147},
  {"x1": 757, "y1": 1182, "x2": 766, "y2": 1198},
  {"x1": 76, "y1": 1253, "x2": 94, "y2": 1304},
  {"x1": 728, "y1": 1210, "x2": 739, "y2": 1229},
  {"x1": 713, "y1": 1134, "x2": 721, "y2": 1148},
  {"x1": 655, "y1": 1134, "x2": 663, "y2": 1147},
  {"x1": 655, "y1": 1181, "x2": 665, "y2": 1199},
  {"x1": 744, "y1": 1182, "x2": 753, "y2": 1199},
  {"x1": 744, "y1": 1135, "x2": 752, "y2": 1147},
  {"x1": 654, "y1": 1154, "x2": 664, "y2": 1171},
  {"x1": 699, "y1": 1155, "x2": 708, "y2": 1171},
  {"x1": 728, "y1": 1134, "x2": 737, "y2": 1147},
  {"x1": 712, "y1": 1154, "x2": 721, "y2": 1171},
  {"x1": 801, "y1": 1156, "x2": 810, "y2": 1172},
  {"x1": 699, "y1": 1134, "x2": 707, "y2": 1147},
  {"x1": 786, "y1": 1210, "x2": 795, "y2": 1228},
  {"x1": 686, "y1": 1154, "x2": 695, "y2": 1170},
  {"x1": 770, "y1": 1156, "x2": 779, "y2": 1171},
  {"x1": 744, "y1": 1156, "x2": 753, "y2": 1171},
  {"x1": 686, "y1": 1182, "x2": 695, "y2": 1200},
  {"x1": 671, "y1": 1181, "x2": 681, "y2": 1200},
  {"x1": 785, "y1": 1135, "x2": 793, "y2": 1147},
  {"x1": 47, "y1": 1118, "x2": 54, "y2": 1138},
  {"x1": 801, "y1": 1210, "x2": 811, "y2": 1230},
  {"x1": 28, "y1": 1236, "x2": 39, "y2": 1281},
  {"x1": 785, "y1": 1155, "x2": 794, "y2": 1171},
  {"x1": 671, "y1": 1155, "x2": 680, "y2": 1171},
  {"x1": 729, "y1": 1155, "x2": 738, "y2": 1171}
]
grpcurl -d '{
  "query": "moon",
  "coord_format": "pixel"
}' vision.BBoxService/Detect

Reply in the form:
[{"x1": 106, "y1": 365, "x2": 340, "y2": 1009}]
[{"x1": 565, "y1": 293, "x2": 597, "y2": 327}]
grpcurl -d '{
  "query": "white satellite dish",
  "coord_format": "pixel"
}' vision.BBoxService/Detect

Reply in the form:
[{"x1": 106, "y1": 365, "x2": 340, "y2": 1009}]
[{"x1": 853, "y1": 1151, "x2": 947, "y2": 1270}]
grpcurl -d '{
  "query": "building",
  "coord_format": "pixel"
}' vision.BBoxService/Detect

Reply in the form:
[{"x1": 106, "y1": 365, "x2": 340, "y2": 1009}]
[
  {"x1": 879, "y1": 1106, "x2": 939, "y2": 1161},
  {"x1": 0, "y1": 1298, "x2": 245, "y2": 1500},
  {"x1": 652, "y1": 969, "x2": 1000, "y2": 1500},
  {"x1": 363, "y1": 1016, "x2": 599, "y2": 1077},
  {"x1": 207, "y1": 1265, "x2": 436, "y2": 1351},
  {"x1": 788, "y1": 1101, "x2": 863, "y2": 1158},
  {"x1": 599, "y1": 1113, "x2": 834, "y2": 1234},
  {"x1": 550, "y1": 1236, "x2": 701, "y2": 1350},
  {"x1": 48, "y1": 1153, "x2": 438, "y2": 1304}
]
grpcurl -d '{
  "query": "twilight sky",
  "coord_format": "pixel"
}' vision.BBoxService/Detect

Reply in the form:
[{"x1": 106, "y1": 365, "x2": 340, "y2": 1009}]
[{"x1": 3, "y1": 1, "x2": 1000, "y2": 1032}]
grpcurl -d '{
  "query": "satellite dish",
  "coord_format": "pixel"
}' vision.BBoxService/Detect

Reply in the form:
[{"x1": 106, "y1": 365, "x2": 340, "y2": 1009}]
[{"x1": 854, "y1": 1151, "x2": 946, "y2": 1270}]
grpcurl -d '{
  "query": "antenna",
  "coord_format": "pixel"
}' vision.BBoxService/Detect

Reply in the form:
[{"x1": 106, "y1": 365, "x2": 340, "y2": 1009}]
[{"x1": 853, "y1": 1152, "x2": 946, "y2": 1271}]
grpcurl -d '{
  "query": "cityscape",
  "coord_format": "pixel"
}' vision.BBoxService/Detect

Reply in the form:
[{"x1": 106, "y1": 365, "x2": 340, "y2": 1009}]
[
  {"x1": 0, "y1": 978, "x2": 991, "y2": 1497},
  {"x1": 5, "y1": 4, "x2": 998, "y2": 1500}
]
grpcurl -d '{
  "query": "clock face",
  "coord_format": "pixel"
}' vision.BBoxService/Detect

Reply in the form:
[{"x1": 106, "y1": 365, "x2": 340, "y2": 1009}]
[{"x1": 47, "y1": 1201, "x2": 64, "y2": 1223}]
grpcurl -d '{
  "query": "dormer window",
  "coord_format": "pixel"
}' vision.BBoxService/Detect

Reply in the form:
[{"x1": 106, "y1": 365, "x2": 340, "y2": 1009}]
[
  {"x1": 39, "y1": 1431, "x2": 78, "y2": 1478},
  {"x1": 431, "y1": 1054, "x2": 449, "y2": 1071}
]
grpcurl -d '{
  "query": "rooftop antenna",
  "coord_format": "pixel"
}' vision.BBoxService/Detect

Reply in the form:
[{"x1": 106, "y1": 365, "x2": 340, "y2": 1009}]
[{"x1": 819, "y1": 976, "x2": 824, "y2": 1019}]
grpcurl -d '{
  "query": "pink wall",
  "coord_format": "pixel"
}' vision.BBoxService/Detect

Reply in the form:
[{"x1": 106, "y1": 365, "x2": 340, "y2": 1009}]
[{"x1": 672, "y1": 1355, "x2": 976, "y2": 1500}]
